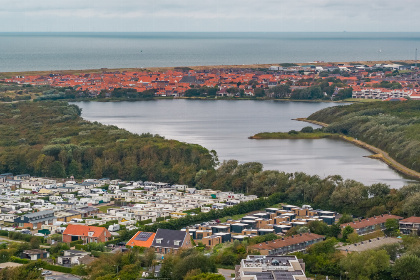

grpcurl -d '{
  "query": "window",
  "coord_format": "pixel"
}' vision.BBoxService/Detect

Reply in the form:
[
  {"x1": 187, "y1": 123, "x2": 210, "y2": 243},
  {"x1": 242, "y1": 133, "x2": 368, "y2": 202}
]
[{"x1": 156, "y1": 238, "x2": 162, "y2": 244}]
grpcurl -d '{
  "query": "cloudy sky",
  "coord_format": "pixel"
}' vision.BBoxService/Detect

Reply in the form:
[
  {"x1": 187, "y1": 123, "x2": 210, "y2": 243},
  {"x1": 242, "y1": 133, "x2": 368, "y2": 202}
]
[{"x1": 1, "y1": 0, "x2": 419, "y2": 32}]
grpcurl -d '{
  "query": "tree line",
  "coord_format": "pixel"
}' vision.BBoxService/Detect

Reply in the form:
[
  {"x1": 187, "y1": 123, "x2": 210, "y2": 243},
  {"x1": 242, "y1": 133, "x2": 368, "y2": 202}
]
[
  {"x1": 309, "y1": 101, "x2": 420, "y2": 173},
  {"x1": 0, "y1": 101, "x2": 216, "y2": 185}
]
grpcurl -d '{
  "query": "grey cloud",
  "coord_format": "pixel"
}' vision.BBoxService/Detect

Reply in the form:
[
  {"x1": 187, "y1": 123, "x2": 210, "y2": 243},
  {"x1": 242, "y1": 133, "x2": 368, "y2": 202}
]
[{"x1": 0, "y1": 0, "x2": 419, "y2": 31}]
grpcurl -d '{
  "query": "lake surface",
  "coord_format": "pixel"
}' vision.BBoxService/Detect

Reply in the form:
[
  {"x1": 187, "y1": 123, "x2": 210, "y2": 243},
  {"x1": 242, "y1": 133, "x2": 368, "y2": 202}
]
[
  {"x1": 74, "y1": 100, "x2": 415, "y2": 188},
  {"x1": 1, "y1": 32, "x2": 420, "y2": 72}
]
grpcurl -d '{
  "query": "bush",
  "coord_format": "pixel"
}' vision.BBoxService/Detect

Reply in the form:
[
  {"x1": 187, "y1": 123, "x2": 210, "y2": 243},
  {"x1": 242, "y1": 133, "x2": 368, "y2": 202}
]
[
  {"x1": 70, "y1": 240, "x2": 83, "y2": 247},
  {"x1": 300, "y1": 126, "x2": 314, "y2": 133},
  {"x1": 10, "y1": 256, "x2": 30, "y2": 264},
  {"x1": 39, "y1": 261, "x2": 72, "y2": 273}
]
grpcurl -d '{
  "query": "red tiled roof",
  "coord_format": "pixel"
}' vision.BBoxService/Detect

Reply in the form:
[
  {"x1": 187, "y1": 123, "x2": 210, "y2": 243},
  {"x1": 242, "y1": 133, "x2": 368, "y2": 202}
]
[
  {"x1": 400, "y1": 216, "x2": 420, "y2": 224},
  {"x1": 249, "y1": 233, "x2": 324, "y2": 251},
  {"x1": 63, "y1": 224, "x2": 108, "y2": 238},
  {"x1": 127, "y1": 231, "x2": 156, "y2": 247},
  {"x1": 341, "y1": 214, "x2": 403, "y2": 230}
]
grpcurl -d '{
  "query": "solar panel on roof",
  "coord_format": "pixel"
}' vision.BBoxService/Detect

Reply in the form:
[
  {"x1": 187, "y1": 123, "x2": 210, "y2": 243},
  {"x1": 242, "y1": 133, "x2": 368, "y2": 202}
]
[{"x1": 134, "y1": 232, "x2": 153, "y2": 241}]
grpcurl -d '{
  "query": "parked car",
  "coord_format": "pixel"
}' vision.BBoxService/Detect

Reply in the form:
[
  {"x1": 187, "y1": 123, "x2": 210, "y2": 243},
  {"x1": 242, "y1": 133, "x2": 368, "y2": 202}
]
[{"x1": 41, "y1": 270, "x2": 52, "y2": 275}]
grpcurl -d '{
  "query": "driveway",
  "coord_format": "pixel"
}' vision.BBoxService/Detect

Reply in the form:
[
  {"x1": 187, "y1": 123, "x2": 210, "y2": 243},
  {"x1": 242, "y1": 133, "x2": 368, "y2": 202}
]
[{"x1": 218, "y1": 268, "x2": 235, "y2": 280}]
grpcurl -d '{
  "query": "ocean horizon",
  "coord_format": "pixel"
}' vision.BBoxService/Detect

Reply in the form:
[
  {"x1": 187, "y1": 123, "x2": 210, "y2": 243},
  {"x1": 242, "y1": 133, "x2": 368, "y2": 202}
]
[{"x1": 1, "y1": 32, "x2": 419, "y2": 72}]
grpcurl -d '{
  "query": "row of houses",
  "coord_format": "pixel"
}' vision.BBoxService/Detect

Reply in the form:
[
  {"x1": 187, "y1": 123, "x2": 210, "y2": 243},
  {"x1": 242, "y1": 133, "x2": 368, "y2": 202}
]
[{"x1": 0, "y1": 174, "x2": 257, "y2": 235}]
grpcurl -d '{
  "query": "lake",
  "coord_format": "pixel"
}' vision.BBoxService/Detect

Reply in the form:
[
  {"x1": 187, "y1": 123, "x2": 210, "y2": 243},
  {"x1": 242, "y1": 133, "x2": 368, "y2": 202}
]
[{"x1": 74, "y1": 100, "x2": 416, "y2": 188}]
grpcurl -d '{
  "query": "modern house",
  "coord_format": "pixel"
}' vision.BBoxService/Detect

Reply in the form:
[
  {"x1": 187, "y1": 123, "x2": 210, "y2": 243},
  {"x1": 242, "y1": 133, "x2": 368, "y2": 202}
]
[
  {"x1": 248, "y1": 233, "x2": 325, "y2": 255},
  {"x1": 22, "y1": 249, "x2": 50, "y2": 261},
  {"x1": 236, "y1": 255, "x2": 307, "y2": 280},
  {"x1": 151, "y1": 228, "x2": 192, "y2": 254},
  {"x1": 57, "y1": 250, "x2": 91, "y2": 266},
  {"x1": 14, "y1": 210, "x2": 56, "y2": 229},
  {"x1": 62, "y1": 224, "x2": 111, "y2": 244}
]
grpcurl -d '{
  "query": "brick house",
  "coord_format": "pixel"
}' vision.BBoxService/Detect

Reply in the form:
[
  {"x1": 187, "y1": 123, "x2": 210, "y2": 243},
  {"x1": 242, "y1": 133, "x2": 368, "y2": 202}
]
[
  {"x1": 248, "y1": 233, "x2": 325, "y2": 255},
  {"x1": 151, "y1": 228, "x2": 192, "y2": 254},
  {"x1": 340, "y1": 214, "x2": 403, "y2": 235},
  {"x1": 62, "y1": 224, "x2": 111, "y2": 244}
]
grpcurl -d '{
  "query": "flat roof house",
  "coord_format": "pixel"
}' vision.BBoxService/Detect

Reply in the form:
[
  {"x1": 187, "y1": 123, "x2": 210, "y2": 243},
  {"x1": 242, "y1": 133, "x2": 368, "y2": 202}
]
[
  {"x1": 236, "y1": 255, "x2": 307, "y2": 280},
  {"x1": 14, "y1": 210, "x2": 56, "y2": 229},
  {"x1": 22, "y1": 249, "x2": 49, "y2": 261}
]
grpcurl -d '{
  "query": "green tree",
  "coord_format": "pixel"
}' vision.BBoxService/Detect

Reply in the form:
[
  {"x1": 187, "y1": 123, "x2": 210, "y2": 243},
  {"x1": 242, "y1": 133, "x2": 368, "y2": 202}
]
[
  {"x1": 300, "y1": 126, "x2": 314, "y2": 133},
  {"x1": 341, "y1": 250, "x2": 390, "y2": 280},
  {"x1": 268, "y1": 85, "x2": 291, "y2": 98},
  {"x1": 392, "y1": 254, "x2": 420, "y2": 280},
  {"x1": 342, "y1": 226, "x2": 354, "y2": 241},
  {"x1": 384, "y1": 219, "x2": 399, "y2": 237},
  {"x1": 185, "y1": 272, "x2": 225, "y2": 280},
  {"x1": 403, "y1": 193, "x2": 420, "y2": 216},
  {"x1": 308, "y1": 220, "x2": 329, "y2": 235}
]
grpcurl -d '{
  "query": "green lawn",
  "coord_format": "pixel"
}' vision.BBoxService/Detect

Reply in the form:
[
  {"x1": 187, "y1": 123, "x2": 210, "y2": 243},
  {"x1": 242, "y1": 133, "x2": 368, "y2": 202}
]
[{"x1": 98, "y1": 205, "x2": 118, "y2": 213}]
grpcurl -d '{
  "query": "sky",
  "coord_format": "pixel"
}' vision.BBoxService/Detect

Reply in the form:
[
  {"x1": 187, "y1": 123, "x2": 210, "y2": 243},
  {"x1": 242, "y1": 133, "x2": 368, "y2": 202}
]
[{"x1": 1, "y1": 0, "x2": 420, "y2": 32}]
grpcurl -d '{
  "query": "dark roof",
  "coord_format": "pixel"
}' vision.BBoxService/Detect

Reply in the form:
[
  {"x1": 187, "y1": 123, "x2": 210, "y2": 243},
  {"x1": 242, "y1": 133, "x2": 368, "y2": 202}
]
[
  {"x1": 179, "y1": 76, "x2": 198, "y2": 84},
  {"x1": 151, "y1": 229, "x2": 187, "y2": 249}
]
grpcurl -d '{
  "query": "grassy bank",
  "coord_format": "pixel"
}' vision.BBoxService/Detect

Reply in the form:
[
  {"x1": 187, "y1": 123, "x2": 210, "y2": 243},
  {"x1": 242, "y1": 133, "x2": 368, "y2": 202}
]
[{"x1": 249, "y1": 131, "x2": 334, "y2": 139}]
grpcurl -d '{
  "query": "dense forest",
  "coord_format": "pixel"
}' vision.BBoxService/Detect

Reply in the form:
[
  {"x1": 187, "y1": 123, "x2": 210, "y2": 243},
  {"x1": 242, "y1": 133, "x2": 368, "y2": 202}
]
[
  {"x1": 308, "y1": 101, "x2": 420, "y2": 173},
  {"x1": 0, "y1": 101, "x2": 216, "y2": 184}
]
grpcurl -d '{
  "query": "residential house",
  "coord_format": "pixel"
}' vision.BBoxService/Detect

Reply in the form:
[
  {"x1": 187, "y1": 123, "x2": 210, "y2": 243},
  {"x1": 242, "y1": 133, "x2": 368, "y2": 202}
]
[
  {"x1": 248, "y1": 233, "x2": 325, "y2": 255},
  {"x1": 22, "y1": 249, "x2": 50, "y2": 261},
  {"x1": 236, "y1": 255, "x2": 307, "y2": 280},
  {"x1": 14, "y1": 210, "x2": 56, "y2": 229},
  {"x1": 57, "y1": 250, "x2": 90, "y2": 266},
  {"x1": 399, "y1": 216, "x2": 420, "y2": 235},
  {"x1": 62, "y1": 224, "x2": 111, "y2": 244},
  {"x1": 151, "y1": 228, "x2": 192, "y2": 254},
  {"x1": 341, "y1": 214, "x2": 403, "y2": 235}
]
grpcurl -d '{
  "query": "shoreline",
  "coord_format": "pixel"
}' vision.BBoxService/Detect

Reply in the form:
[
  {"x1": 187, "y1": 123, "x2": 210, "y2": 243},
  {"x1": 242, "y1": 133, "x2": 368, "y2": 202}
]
[
  {"x1": 0, "y1": 59, "x2": 417, "y2": 77},
  {"x1": 295, "y1": 118, "x2": 420, "y2": 181}
]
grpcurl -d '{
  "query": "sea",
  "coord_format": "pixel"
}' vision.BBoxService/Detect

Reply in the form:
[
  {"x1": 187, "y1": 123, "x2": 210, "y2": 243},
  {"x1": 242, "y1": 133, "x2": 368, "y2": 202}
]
[{"x1": 1, "y1": 32, "x2": 420, "y2": 72}]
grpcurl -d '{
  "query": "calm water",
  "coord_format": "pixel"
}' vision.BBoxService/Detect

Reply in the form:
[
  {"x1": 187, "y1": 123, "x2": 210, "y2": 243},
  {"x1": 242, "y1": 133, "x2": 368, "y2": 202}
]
[
  {"x1": 74, "y1": 100, "x2": 415, "y2": 188},
  {"x1": 1, "y1": 32, "x2": 420, "y2": 72}
]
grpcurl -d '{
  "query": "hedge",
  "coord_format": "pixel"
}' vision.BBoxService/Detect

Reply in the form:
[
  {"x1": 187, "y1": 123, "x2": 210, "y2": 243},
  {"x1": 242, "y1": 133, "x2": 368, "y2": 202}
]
[
  {"x1": 40, "y1": 262, "x2": 72, "y2": 273},
  {"x1": 10, "y1": 256, "x2": 30, "y2": 264},
  {"x1": 70, "y1": 239, "x2": 83, "y2": 247},
  {"x1": 0, "y1": 230, "x2": 44, "y2": 243}
]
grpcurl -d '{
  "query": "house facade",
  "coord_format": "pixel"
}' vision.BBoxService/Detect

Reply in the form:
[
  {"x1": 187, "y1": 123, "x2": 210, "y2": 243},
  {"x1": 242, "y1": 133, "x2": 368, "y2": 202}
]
[
  {"x1": 14, "y1": 210, "x2": 56, "y2": 229},
  {"x1": 62, "y1": 224, "x2": 111, "y2": 244},
  {"x1": 151, "y1": 228, "x2": 192, "y2": 254},
  {"x1": 341, "y1": 214, "x2": 403, "y2": 236},
  {"x1": 399, "y1": 216, "x2": 420, "y2": 235},
  {"x1": 249, "y1": 233, "x2": 325, "y2": 255}
]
